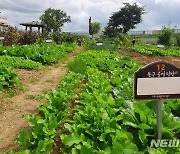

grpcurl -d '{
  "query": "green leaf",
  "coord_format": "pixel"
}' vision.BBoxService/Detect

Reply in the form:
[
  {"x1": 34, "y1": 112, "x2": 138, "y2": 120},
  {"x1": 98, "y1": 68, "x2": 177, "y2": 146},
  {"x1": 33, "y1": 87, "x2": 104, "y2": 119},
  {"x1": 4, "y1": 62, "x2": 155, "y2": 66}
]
[
  {"x1": 122, "y1": 109, "x2": 138, "y2": 128},
  {"x1": 35, "y1": 138, "x2": 53, "y2": 153},
  {"x1": 80, "y1": 145, "x2": 94, "y2": 154},
  {"x1": 61, "y1": 133, "x2": 83, "y2": 147},
  {"x1": 162, "y1": 127, "x2": 174, "y2": 138},
  {"x1": 16, "y1": 130, "x2": 32, "y2": 149},
  {"x1": 135, "y1": 108, "x2": 147, "y2": 123},
  {"x1": 138, "y1": 130, "x2": 147, "y2": 145},
  {"x1": 147, "y1": 147, "x2": 167, "y2": 154},
  {"x1": 138, "y1": 123, "x2": 151, "y2": 130},
  {"x1": 116, "y1": 129, "x2": 128, "y2": 139},
  {"x1": 123, "y1": 141, "x2": 139, "y2": 154},
  {"x1": 112, "y1": 140, "x2": 123, "y2": 154},
  {"x1": 72, "y1": 148, "x2": 79, "y2": 154},
  {"x1": 99, "y1": 133, "x2": 106, "y2": 142},
  {"x1": 64, "y1": 123, "x2": 73, "y2": 132}
]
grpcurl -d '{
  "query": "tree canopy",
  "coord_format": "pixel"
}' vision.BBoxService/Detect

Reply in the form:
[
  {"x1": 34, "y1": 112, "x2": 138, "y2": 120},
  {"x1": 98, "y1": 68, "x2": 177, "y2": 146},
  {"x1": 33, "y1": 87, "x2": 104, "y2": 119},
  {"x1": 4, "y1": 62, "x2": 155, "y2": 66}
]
[
  {"x1": 40, "y1": 8, "x2": 71, "y2": 34},
  {"x1": 104, "y1": 3, "x2": 145, "y2": 35},
  {"x1": 90, "y1": 22, "x2": 101, "y2": 38}
]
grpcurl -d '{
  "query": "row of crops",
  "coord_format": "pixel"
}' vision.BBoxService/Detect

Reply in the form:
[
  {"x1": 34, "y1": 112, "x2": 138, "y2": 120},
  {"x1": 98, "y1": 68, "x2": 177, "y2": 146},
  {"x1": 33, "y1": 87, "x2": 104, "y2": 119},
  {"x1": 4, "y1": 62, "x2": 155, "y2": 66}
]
[
  {"x1": 0, "y1": 43, "x2": 76, "y2": 92},
  {"x1": 0, "y1": 42, "x2": 77, "y2": 65},
  {"x1": 130, "y1": 45, "x2": 180, "y2": 56},
  {"x1": 7, "y1": 50, "x2": 180, "y2": 153}
]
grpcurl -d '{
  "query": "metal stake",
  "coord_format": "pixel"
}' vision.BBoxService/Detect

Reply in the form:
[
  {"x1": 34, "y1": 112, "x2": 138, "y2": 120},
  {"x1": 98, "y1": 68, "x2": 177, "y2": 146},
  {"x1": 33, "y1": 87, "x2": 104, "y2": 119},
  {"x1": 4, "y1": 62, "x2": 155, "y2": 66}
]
[{"x1": 157, "y1": 99, "x2": 162, "y2": 139}]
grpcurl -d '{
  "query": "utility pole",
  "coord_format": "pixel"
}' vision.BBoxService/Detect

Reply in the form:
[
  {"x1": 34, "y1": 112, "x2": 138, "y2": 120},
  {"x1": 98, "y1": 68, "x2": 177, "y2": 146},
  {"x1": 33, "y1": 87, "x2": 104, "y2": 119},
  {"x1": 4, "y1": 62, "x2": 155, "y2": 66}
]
[{"x1": 89, "y1": 16, "x2": 92, "y2": 37}]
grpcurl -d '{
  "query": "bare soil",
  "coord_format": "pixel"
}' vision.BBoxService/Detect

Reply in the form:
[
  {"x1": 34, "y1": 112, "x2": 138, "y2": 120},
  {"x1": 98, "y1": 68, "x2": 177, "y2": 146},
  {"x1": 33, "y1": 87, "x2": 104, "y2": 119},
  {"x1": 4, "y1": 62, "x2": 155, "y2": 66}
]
[
  {"x1": 118, "y1": 50, "x2": 180, "y2": 67},
  {"x1": 0, "y1": 47, "x2": 82, "y2": 153}
]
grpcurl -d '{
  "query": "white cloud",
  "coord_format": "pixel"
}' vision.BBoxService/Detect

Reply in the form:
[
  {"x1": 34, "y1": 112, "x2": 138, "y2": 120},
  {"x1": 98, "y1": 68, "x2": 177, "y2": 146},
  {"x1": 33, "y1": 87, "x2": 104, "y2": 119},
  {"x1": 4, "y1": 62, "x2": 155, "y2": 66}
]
[
  {"x1": 155, "y1": 0, "x2": 180, "y2": 6},
  {"x1": 0, "y1": 0, "x2": 180, "y2": 32}
]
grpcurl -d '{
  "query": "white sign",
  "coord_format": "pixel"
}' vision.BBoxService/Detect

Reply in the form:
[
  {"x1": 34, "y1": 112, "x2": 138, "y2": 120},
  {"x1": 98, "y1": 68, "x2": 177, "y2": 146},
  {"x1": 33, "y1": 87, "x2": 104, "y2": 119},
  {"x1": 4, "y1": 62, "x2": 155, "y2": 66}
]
[
  {"x1": 0, "y1": 37, "x2": 4, "y2": 40},
  {"x1": 96, "y1": 42, "x2": 103, "y2": 46},
  {"x1": 134, "y1": 61, "x2": 180, "y2": 100},
  {"x1": 46, "y1": 39, "x2": 53, "y2": 43},
  {"x1": 137, "y1": 77, "x2": 180, "y2": 95}
]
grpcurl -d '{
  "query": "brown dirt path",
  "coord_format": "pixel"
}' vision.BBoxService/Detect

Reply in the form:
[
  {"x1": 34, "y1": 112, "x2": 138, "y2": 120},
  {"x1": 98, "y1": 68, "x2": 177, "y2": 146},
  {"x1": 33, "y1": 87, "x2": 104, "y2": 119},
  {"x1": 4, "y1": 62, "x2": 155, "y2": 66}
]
[
  {"x1": 0, "y1": 47, "x2": 83, "y2": 153},
  {"x1": 118, "y1": 50, "x2": 180, "y2": 67}
]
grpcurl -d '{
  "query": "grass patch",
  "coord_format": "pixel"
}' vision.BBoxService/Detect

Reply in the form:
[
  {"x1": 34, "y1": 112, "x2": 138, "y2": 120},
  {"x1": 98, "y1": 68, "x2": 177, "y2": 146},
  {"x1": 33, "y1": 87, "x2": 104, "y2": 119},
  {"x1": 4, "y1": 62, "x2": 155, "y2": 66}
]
[
  {"x1": 45, "y1": 79, "x2": 54, "y2": 83},
  {"x1": 30, "y1": 77, "x2": 39, "y2": 84},
  {"x1": 26, "y1": 94, "x2": 44, "y2": 101}
]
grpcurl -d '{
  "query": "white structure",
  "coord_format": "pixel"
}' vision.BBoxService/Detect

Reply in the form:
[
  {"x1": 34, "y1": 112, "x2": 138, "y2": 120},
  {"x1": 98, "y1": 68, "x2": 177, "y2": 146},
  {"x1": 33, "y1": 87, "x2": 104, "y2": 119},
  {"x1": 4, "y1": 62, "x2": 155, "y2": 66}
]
[
  {"x1": 0, "y1": 12, "x2": 8, "y2": 32},
  {"x1": 0, "y1": 11, "x2": 8, "y2": 25},
  {"x1": 0, "y1": 17, "x2": 8, "y2": 25}
]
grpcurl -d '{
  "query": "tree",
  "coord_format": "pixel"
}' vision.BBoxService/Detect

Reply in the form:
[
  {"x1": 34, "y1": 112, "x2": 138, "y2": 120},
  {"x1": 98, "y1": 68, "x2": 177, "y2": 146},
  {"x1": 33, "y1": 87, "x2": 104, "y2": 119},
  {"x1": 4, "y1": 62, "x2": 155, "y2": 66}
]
[
  {"x1": 103, "y1": 26, "x2": 117, "y2": 37},
  {"x1": 90, "y1": 22, "x2": 101, "y2": 38},
  {"x1": 40, "y1": 8, "x2": 71, "y2": 34},
  {"x1": 105, "y1": 3, "x2": 145, "y2": 34}
]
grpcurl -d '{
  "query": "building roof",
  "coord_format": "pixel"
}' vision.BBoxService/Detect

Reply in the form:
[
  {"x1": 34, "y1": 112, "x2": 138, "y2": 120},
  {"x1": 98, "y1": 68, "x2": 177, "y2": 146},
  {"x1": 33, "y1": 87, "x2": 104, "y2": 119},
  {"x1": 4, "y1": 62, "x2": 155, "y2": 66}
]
[{"x1": 20, "y1": 21, "x2": 44, "y2": 27}]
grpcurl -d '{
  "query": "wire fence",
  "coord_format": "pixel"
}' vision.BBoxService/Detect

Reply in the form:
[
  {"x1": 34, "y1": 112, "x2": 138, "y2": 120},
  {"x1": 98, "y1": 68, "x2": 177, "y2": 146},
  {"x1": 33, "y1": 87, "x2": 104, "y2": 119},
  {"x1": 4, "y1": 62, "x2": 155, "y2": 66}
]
[{"x1": 128, "y1": 29, "x2": 180, "y2": 36}]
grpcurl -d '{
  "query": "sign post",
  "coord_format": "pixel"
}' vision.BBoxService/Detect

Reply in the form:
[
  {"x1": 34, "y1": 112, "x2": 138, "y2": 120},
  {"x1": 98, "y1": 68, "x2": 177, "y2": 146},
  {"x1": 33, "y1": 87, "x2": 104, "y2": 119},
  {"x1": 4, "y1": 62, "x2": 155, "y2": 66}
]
[
  {"x1": 157, "y1": 99, "x2": 162, "y2": 139},
  {"x1": 134, "y1": 61, "x2": 180, "y2": 139}
]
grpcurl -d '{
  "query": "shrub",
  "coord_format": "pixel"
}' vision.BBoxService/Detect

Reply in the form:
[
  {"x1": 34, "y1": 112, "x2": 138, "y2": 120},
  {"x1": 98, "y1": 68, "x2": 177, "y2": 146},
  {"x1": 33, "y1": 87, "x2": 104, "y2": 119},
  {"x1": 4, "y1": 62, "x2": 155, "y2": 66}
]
[
  {"x1": 158, "y1": 27, "x2": 174, "y2": 46},
  {"x1": 3, "y1": 27, "x2": 20, "y2": 46},
  {"x1": 19, "y1": 31, "x2": 39, "y2": 45},
  {"x1": 51, "y1": 31, "x2": 61, "y2": 44},
  {"x1": 175, "y1": 34, "x2": 180, "y2": 46},
  {"x1": 118, "y1": 33, "x2": 132, "y2": 49}
]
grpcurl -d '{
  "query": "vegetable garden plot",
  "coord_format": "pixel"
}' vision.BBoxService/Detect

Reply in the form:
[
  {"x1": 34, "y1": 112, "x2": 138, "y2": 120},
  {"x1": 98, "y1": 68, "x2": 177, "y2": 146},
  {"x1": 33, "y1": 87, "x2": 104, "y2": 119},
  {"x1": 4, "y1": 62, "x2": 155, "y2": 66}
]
[
  {"x1": 0, "y1": 43, "x2": 77, "y2": 92},
  {"x1": 130, "y1": 45, "x2": 180, "y2": 57},
  {"x1": 0, "y1": 55, "x2": 43, "y2": 69},
  {"x1": 0, "y1": 42, "x2": 77, "y2": 64},
  {"x1": 7, "y1": 50, "x2": 180, "y2": 154}
]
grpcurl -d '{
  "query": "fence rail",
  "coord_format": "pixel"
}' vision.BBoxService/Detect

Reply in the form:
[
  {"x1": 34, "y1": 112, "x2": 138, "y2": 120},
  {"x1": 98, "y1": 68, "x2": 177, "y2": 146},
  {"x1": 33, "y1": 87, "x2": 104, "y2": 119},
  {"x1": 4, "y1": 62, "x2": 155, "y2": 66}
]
[{"x1": 128, "y1": 29, "x2": 180, "y2": 36}]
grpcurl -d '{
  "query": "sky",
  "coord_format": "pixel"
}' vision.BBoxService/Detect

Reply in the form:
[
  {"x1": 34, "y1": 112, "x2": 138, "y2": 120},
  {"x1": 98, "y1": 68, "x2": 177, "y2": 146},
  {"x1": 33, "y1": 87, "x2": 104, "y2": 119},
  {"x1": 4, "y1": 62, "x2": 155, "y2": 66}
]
[{"x1": 0, "y1": 0, "x2": 180, "y2": 33}]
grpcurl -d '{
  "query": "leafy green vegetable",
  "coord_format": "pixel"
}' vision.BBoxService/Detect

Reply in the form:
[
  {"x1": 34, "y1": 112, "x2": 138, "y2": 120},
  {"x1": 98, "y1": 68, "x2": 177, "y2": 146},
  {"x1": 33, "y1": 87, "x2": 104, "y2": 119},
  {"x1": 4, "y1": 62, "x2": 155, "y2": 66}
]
[
  {"x1": 129, "y1": 44, "x2": 180, "y2": 56},
  {"x1": 0, "y1": 42, "x2": 77, "y2": 64},
  {"x1": 13, "y1": 50, "x2": 180, "y2": 154},
  {"x1": 0, "y1": 66, "x2": 19, "y2": 91},
  {"x1": 0, "y1": 55, "x2": 43, "y2": 69}
]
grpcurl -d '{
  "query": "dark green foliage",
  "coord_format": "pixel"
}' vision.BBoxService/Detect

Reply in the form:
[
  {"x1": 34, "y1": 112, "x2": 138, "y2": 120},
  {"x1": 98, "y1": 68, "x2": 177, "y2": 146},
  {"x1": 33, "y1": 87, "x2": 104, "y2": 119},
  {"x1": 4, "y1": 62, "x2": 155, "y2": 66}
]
[
  {"x1": 158, "y1": 27, "x2": 174, "y2": 46},
  {"x1": 51, "y1": 31, "x2": 62, "y2": 44},
  {"x1": 103, "y1": 26, "x2": 118, "y2": 37},
  {"x1": 104, "y1": 3, "x2": 145, "y2": 35},
  {"x1": 175, "y1": 34, "x2": 180, "y2": 46},
  {"x1": 40, "y1": 8, "x2": 71, "y2": 34},
  {"x1": 60, "y1": 33, "x2": 74, "y2": 43},
  {"x1": 51, "y1": 32, "x2": 85, "y2": 44}
]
